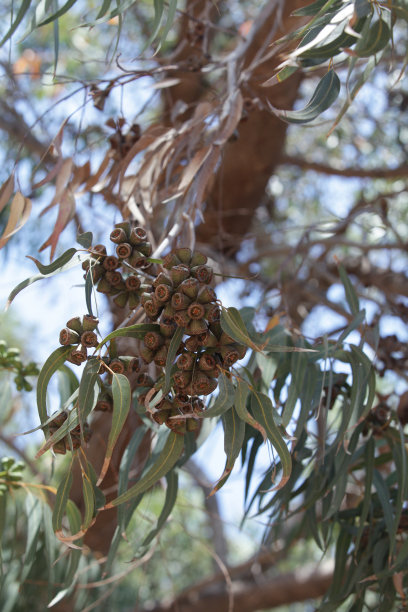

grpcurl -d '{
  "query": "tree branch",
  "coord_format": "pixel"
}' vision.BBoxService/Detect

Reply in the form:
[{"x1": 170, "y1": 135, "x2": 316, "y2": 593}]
[
  {"x1": 141, "y1": 560, "x2": 334, "y2": 612},
  {"x1": 279, "y1": 154, "x2": 408, "y2": 179}
]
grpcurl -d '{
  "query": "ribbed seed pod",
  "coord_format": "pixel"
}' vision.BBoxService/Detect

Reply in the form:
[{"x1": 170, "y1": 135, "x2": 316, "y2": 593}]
[
  {"x1": 137, "y1": 242, "x2": 152, "y2": 257},
  {"x1": 110, "y1": 359, "x2": 126, "y2": 374},
  {"x1": 140, "y1": 346, "x2": 155, "y2": 364},
  {"x1": 82, "y1": 315, "x2": 99, "y2": 331},
  {"x1": 220, "y1": 346, "x2": 240, "y2": 367},
  {"x1": 81, "y1": 331, "x2": 98, "y2": 348},
  {"x1": 110, "y1": 227, "x2": 128, "y2": 244},
  {"x1": 172, "y1": 292, "x2": 191, "y2": 311},
  {"x1": 162, "y1": 303, "x2": 176, "y2": 319},
  {"x1": 114, "y1": 292, "x2": 128, "y2": 308},
  {"x1": 177, "y1": 352, "x2": 195, "y2": 371},
  {"x1": 129, "y1": 226, "x2": 148, "y2": 245},
  {"x1": 175, "y1": 247, "x2": 192, "y2": 265},
  {"x1": 198, "y1": 353, "x2": 216, "y2": 371},
  {"x1": 156, "y1": 398, "x2": 173, "y2": 412},
  {"x1": 144, "y1": 331, "x2": 164, "y2": 351},
  {"x1": 185, "y1": 336, "x2": 200, "y2": 352},
  {"x1": 92, "y1": 244, "x2": 107, "y2": 257},
  {"x1": 69, "y1": 345, "x2": 88, "y2": 365},
  {"x1": 163, "y1": 252, "x2": 180, "y2": 269},
  {"x1": 205, "y1": 304, "x2": 221, "y2": 323},
  {"x1": 160, "y1": 316, "x2": 177, "y2": 338},
  {"x1": 179, "y1": 277, "x2": 199, "y2": 299},
  {"x1": 201, "y1": 330, "x2": 218, "y2": 348},
  {"x1": 171, "y1": 265, "x2": 190, "y2": 286},
  {"x1": 197, "y1": 286, "x2": 216, "y2": 304},
  {"x1": 105, "y1": 270, "x2": 123, "y2": 286},
  {"x1": 125, "y1": 275, "x2": 141, "y2": 291},
  {"x1": 103, "y1": 256, "x2": 120, "y2": 271},
  {"x1": 166, "y1": 409, "x2": 186, "y2": 434},
  {"x1": 128, "y1": 292, "x2": 140, "y2": 310},
  {"x1": 155, "y1": 284, "x2": 172, "y2": 303},
  {"x1": 116, "y1": 243, "x2": 133, "y2": 260},
  {"x1": 59, "y1": 328, "x2": 80, "y2": 346},
  {"x1": 129, "y1": 253, "x2": 149, "y2": 268},
  {"x1": 85, "y1": 263, "x2": 104, "y2": 283},
  {"x1": 191, "y1": 264, "x2": 213, "y2": 284},
  {"x1": 153, "y1": 272, "x2": 172, "y2": 288},
  {"x1": 153, "y1": 345, "x2": 168, "y2": 367},
  {"x1": 174, "y1": 370, "x2": 192, "y2": 388},
  {"x1": 97, "y1": 277, "x2": 114, "y2": 294},
  {"x1": 220, "y1": 332, "x2": 235, "y2": 345},
  {"x1": 125, "y1": 357, "x2": 141, "y2": 373},
  {"x1": 187, "y1": 302, "x2": 205, "y2": 320},
  {"x1": 190, "y1": 251, "x2": 207, "y2": 267},
  {"x1": 192, "y1": 373, "x2": 217, "y2": 395},
  {"x1": 174, "y1": 310, "x2": 190, "y2": 327},
  {"x1": 144, "y1": 300, "x2": 161, "y2": 319},
  {"x1": 141, "y1": 292, "x2": 153, "y2": 306},
  {"x1": 186, "y1": 318, "x2": 207, "y2": 336},
  {"x1": 174, "y1": 394, "x2": 191, "y2": 411},
  {"x1": 66, "y1": 316, "x2": 83, "y2": 334},
  {"x1": 98, "y1": 357, "x2": 110, "y2": 374}
]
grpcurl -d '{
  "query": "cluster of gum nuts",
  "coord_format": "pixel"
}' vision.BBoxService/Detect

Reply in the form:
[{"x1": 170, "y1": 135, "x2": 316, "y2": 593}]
[{"x1": 55, "y1": 227, "x2": 247, "y2": 441}]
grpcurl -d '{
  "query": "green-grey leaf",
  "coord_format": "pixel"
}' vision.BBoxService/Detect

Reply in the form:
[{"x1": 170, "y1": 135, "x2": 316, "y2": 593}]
[
  {"x1": 0, "y1": 0, "x2": 31, "y2": 46},
  {"x1": 250, "y1": 391, "x2": 292, "y2": 489},
  {"x1": 26, "y1": 247, "x2": 78, "y2": 275},
  {"x1": 203, "y1": 372, "x2": 235, "y2": 418},
  {"x1": 270, "y1": 69, "x2": 340, "y2": 124},
  {"x1": 97, "y1": 373, "x2": 131, "y2": 484},
  {"x1": 76, "y1": 232, "x2": 93, "y2": 249},
  {"x1": 338, "y1": 264, "x2": 360, "y2": 315},
  {"x1": 141, "y1": 470, "x2": 179, "y2": 547},
  {"x1": 164, "y1": 326, "x2": 184, "y2": 394},
  {"x1": 37, "y1": 346, "x2": 72, "y2": 431},
  {"x1": 220, "y1": 307, "x2": 261, "y2": 351},
  {"x1": 355, "y1": 18, "x2": 390, "y2": 57},
  {"x1": 108, "y1": 431, "x2": 184, "y2": 507},
  {"x1": 52, "y1": 466, "x2": 73, "y2": 531},
  {"x1": 78, "y1": 358, "x2": 100, "y2": 430}
]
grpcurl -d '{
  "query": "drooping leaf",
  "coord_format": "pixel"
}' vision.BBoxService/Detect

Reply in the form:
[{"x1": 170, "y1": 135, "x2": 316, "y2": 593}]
[
  {"x1": 81, "y1": 473, "x2": 95, "y2": 531},
  {"x1": 36, "y1": 346, "x2": 72, "y2": 431},
  {"x1": 0, "y1": 192, "x2": 32, "y2": 249},
  {"x1": 141, "y1": 470, "x2": 179, "y2": 547},
  {"x1": 97, "y1": 373, "x2": 131, "y2": 485},
  {"x1": 163, "y1": 326, "x2": 184, "y2": 394},
  {"x1": 6, "y1": 251, "x2": 87, "y2": 308},
  {"x1": 37, "y1": 0, "x2": 78, "y2": 27},
  {"x1": 250, "y1": 391, "x2": 292, "y2": 490},
  {"x1": 355, "y1": 18, "x2": 390, "y2": 57},
  {"x1": 220, "y1": 307, "x2": 261, "y2": 351},
  {"x1": 268, "y1": 70, "x2": 341, "y2": 124},
  {"x1": 212, "y1": 407, "x2": 245, "y2": 493},
  {"x1": 106, "y1": 431, "x2": 184, "y2": 508},
  {"x1": 21, "y1": 495, "x2": 42, "y2": 582},
  {"x1": 338, "y1": 264, "x2": 360, "y2": 316},
  {"x1": 234, "y1": 379, "x2": 266, "y2": 439},
  {"x1": 52, "y1": 465, "x2": 73, "y2": 532},
  {"x1": 0, "y1": 0, "x2": 32, "y2": 46},
  {"x1": 26, "y1": 247, "x2": 78, "y2": 275},
  {"x1": 203, "y1": 372, "x2": 235, "y2": 418},
  {"x1": 77, "y1": 358, "x2": 100, "y2": 431}
]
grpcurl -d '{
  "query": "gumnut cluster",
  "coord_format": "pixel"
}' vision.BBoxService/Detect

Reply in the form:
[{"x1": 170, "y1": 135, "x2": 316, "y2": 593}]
[
  {"x1": 54, "y1": 228, "x2": 248, "y2": 443},
  {"x1": 82, "y1": 222, "x2": 153, "y2": 310},
  {"x1": 137, "y1": 246, "x2": 247, "y2": 434},
  {"x1": 49, "y1": 412, "x2": 92, "y2": 455}
]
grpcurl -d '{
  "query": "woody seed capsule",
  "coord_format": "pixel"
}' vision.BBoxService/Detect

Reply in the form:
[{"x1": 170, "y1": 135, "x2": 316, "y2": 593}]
[
  {"x1": 177, "y1": 352, "x2": 195, "y2": 370},
  {"x1": 110, "y1": 359, "x2": 126, "y2": 374},
  {"x1": 137, "y1": 242, "x2": 152, "y2": 257},
  {"x1": 153, "y1": 345, "x2": 168, "y2": 367},
  {"x1": 172, "y1": 292, "x2": 191, "y2": 311},
  {"x1": 144, "y1": 331, "x2": 164, "y2": 351},
  {"x1": 191, "y1": 265, "x2": 213, "y2": 284},
  {"x1": 110, "y1": 227, "x2": 128, "y2": 244},
  {"x1": 81, "y1": 331, "x2": 98, "y2": 348},
  {"x1": 170, "y1": 265, "x2": 190, "y2": 286},
  {"x1": 190, "y1": 251, "x2": 208, "y2": 267},
  {"x1": 103, "y1": 256, "x2": 120, "y2": 271},
  {"x1": 187, "y1": 302, "x2": 205, "y2": 320},
  {"x1": 59, "y1": 328, "x2": 80, "y2": 346},
  {"x1": 116, "y1": 243, "x2": 133, "y2": 259},
  {"x1": 69, "y1": 345, "x2": 88, "y2": 365},
  {"x1": 129, "y1": 227, "x2": 148, "y2": 245},
  {"x1": 155, "y1": 284, "x2": 172, "y2": 303},
  {"x1": 113, "y1": 292, "x2": 128, "y2": 308},
  {"x1": 179, "y1": 277, "x2": 199, "y2": 299},
  {"x1": 66, "y1": 316, "x2": 83, "y2": 334},
  {"x1": 175, "y1": 247, "x2": 192, "y2": 265},
  {"x1": 82, "y1": 314, "x2": 99, "y2": 331},
  {"x1": 125, "y1": 275, "x2": 141, "y2": 291},
  {"x1": 105, "y1": 270, "x2": 123, "y2": 286}
]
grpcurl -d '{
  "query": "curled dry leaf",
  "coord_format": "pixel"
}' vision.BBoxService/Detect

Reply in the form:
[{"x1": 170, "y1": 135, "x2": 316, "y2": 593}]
[{"x1": 0, "y1": 191, "x2": 32, "y2": 250}]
